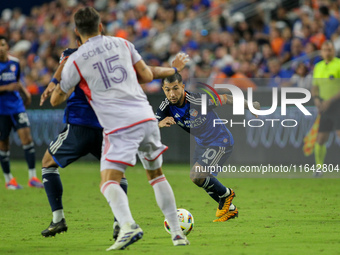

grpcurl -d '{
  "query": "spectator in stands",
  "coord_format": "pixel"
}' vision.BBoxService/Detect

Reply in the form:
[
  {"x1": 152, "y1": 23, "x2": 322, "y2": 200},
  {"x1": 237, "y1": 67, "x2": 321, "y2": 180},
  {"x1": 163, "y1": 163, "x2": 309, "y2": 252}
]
[
  {"x1": 287, "y1": 62, "x2": 313, "y2": 89},
  {"x1": 267, "y1": 58, "x2": 293, "y2": 87},
  {"x1": 319, "y1": 5, "x2": 339, "y2": 40}
]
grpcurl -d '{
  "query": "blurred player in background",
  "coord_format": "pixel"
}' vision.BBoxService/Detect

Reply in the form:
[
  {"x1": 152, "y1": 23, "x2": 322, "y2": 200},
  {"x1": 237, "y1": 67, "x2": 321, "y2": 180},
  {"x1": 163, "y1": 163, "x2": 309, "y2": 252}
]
[
  {"x1": 312, "y1": 41, "x2": 340, "y2": 176},
  {"x1": 157, "y1": 73, "x2": 260, "y2": 222},
  {"x1": 50, "y1": 7, "x2": 190, "y2": 250},
  {"x1": 0, "y1": 35, "x2": 43, "y2": 189}
]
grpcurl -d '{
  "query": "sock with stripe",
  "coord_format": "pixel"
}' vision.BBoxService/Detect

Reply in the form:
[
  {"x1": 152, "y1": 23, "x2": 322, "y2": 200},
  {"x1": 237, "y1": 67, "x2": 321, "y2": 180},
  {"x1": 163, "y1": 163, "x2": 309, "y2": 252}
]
[
  {"x1": 0, "y1": 150, "x2": 13, "y2": 183},
  {"x1": 42, "y1": 167, "x2": 64, "y2": 223},
  {"x1": 199, "y1": 176, "x2": 230, "y2": 199},
  {"x1": 101, "y1": 181, "x2": 134, "y2": 227},
  {"x1": 23, "y1": 142, "x2": 36, "y2": 178},
  {"x1": 114, "y1": 178, "x2": 128, "y2": 223},
  {"x1": 315, "y1": 142, "x2": 327, "y2": 166},
  {"x1": 149, "y1": 175, "x2": 181, "y2": 233}
]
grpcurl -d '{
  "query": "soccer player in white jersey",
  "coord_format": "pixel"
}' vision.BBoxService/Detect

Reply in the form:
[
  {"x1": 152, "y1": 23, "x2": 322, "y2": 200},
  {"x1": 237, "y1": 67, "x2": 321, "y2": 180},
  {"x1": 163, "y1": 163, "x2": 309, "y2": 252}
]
[{"x1": 50, "y1": 7, "x2": 189, "y2": 251}]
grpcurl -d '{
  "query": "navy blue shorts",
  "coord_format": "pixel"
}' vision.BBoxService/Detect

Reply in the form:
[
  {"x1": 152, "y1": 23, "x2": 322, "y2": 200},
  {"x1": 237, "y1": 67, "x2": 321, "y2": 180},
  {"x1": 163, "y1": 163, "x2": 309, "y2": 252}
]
[
  {"x1": 48, "y1": 124, "x2": 103, "y2": 168},
  {"x1": 0, "y1": 112, "x2": 30, "y2": 140},
  {"x1": 193, "y1": 144, "x2": 233, "y2": 176}
]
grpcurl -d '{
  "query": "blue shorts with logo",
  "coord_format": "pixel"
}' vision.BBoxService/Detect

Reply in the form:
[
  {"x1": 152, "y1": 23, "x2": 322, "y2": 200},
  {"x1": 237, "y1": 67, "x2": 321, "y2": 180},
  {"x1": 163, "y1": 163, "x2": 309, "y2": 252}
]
[
  {"x1": 193, "y1": 144, "x2": 233, "y2": 176},
  {"x1": 48, "y1": 124, "x2": 103, "y2": 168},
  {"x1": 0, "y1": 112, "x2": 30, "y2": 140}
]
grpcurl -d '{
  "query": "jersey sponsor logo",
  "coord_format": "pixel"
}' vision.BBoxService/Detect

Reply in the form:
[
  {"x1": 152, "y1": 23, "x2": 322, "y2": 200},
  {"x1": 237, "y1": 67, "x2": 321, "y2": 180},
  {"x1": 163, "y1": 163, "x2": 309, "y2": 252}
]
[
  {"x1": 0, "y1": 72, "x2": 16, "y2": 81},
  {"x1": 10, "y1": 64, "x2": 16, "y2": 72},
  {"x1": 189, "y1": 109, "x2": 198, "y2": 117},
  {"x1": 175, "y1": 113, "x2": 180, "y2": 118}
]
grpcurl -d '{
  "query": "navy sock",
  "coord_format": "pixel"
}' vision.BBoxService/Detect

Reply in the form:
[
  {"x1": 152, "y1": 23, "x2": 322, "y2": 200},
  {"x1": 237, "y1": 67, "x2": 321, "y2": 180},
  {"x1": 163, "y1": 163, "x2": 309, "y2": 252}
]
[
  {"x1": 0, "y1": 150, "x2": 10, "y2": 174},
  {"x1": 42, "y1": 167, "x2": 63, "y2": 212},
  {"x1": 114, "y1": 178, "x2": 128, "y2": 223},
  {"x1": 200, "y1": 176, "x2": 228, "y2": 198},
  {"x1": 23, "y1": 142, "x2": 35, "y2": 169}
]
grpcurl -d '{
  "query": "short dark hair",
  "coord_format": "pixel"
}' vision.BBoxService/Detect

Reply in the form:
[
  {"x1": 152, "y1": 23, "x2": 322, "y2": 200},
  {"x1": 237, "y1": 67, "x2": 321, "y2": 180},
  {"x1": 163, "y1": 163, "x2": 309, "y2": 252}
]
[
  {"x1": 319, "y1": 6, "x2": 329, "y2": 16},
  {"x1": 162, "y1": 73, "x2": 183, "y2": 86},
  {"x1": 74, "y1": 7, "x2": 101, "y2": 36},
  {"x1": 0, "y1": 35, "x2": 8, "y2": 44}
]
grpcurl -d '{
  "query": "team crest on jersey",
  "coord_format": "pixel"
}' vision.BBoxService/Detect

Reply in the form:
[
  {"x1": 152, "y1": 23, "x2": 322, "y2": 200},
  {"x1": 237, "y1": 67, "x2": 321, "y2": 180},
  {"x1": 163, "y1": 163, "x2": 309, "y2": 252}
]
[
  {"x1": 189, "y1": 109, "x2": 198, "y2": 117},
  {"x1": 10, "y1": 64, "x2": 16, "y2": 72},
  {"x1": 223, "y1": 138, "x2": 228, "y2": 143}
]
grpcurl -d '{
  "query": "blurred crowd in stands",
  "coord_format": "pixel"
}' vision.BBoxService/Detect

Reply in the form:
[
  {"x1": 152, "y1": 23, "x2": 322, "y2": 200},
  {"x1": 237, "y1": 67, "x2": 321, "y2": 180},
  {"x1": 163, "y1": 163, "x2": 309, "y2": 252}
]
[{"x1": 0, "y1": 0, "x2": 339, "y2": 94}]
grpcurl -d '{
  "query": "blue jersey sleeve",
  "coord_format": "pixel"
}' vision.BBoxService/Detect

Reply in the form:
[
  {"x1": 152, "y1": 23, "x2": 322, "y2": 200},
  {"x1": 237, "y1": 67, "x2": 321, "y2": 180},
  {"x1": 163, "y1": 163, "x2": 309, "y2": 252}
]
[{"x1": 156, "y1": 98, "x2": 171, "y2": 121}]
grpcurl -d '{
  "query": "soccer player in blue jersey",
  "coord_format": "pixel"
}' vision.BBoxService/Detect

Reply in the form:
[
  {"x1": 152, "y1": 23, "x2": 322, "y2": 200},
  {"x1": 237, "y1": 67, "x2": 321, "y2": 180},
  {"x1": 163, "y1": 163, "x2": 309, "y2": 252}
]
[
  {"x1": 0, "y1": 35, "x2": 43, "y2": 189},
  {"x1": 156, "y1": 73, "x2": 260, "y2": 222}
]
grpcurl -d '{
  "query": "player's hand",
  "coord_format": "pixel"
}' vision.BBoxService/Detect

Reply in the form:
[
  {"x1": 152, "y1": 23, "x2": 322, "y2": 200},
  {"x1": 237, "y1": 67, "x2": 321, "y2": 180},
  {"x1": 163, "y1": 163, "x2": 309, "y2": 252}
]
[
  {"x1": 158, "y1": 117, "x2": 176, "y2": 128},
  {"x1": 251, "y1": 101, "x2": 260, "y2": 118},
  {"x1": 172, "y1": 53, "x2": 190, "y2": 72},
  {"x1": 40, "y1": 82, "x2": 56, "y2": 106}
]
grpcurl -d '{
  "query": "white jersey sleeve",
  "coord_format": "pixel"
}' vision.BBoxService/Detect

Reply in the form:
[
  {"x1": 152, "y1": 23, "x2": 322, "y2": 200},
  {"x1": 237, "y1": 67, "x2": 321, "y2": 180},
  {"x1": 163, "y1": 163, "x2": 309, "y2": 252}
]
[
  {"x1": 123, "y1": 39, "x2": 142, "y2": 65},
  {"x1": 60, "y1": 54, "x2": 81, "y2": 93}
]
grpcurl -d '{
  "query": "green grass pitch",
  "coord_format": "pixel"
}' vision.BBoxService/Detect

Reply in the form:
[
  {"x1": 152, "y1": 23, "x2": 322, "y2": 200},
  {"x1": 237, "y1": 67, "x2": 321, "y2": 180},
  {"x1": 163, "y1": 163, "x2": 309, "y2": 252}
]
[{"x1": 0, "y1": 161, "x2": 339, "y2": 255}]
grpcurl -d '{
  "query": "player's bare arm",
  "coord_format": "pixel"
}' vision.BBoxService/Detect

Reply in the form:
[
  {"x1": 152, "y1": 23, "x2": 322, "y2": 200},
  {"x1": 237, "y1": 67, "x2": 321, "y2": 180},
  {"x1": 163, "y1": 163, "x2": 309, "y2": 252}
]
[
  {"x1": 50, "y1": 84, "x2": 74, "y2": 107},
  {"x1": 134, "y1": 59, "x2": 153, "y2": 84},
  {"x1": 158, "y1": 117, "x2": 176, "y2": 128},
  {"x1": 0, "y1": 82, "x2": 20, "y2": 92},
  {"x1": 18, "y1": 82, "x2": 32, "y2": 107},
  {"x1": 40, "y1": 60, "x2": 66, "y2": 106},
  {"x1": 149, "y1": 53, "x2": 190, "y2": 79}
]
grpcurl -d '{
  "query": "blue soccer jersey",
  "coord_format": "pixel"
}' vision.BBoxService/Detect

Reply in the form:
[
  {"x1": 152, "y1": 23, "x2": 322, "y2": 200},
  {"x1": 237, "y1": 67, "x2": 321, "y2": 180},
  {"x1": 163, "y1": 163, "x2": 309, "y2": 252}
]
[
  {"x1": 156, "y1": 91, "x2": 234, "y2": 147},
  {"x1": 60, "y1": 48, "x2": 101, "y2": 129},
  {"x1": 0, "y1": 56, "x2": 25, "y2": 115}
]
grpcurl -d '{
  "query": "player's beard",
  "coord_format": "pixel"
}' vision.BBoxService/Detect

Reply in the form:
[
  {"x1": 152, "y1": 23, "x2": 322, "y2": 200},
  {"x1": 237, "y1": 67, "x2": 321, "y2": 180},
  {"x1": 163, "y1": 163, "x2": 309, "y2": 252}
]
[{"x1": 169, "y1": 93, "x2": 184, "y2": 106}]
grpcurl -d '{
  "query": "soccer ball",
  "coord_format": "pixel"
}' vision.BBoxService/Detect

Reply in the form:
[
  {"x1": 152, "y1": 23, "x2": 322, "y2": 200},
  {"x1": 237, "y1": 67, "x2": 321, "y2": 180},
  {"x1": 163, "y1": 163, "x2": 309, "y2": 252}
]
[{"x1": 164, "y1": 208, "x2": 194, "y2": 236}]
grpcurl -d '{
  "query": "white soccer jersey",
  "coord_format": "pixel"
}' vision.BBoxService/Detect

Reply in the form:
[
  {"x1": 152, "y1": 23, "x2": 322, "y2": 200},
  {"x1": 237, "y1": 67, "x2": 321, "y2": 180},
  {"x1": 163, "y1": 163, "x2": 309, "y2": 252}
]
[{"x1": 60, "y1": 35, "x2": 155, "y2": 134}]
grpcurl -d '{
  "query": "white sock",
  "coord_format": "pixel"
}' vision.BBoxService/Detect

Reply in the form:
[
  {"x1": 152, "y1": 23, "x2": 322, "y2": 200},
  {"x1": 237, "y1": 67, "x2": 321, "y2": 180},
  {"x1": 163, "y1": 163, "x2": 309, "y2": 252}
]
[
  {"x1": 149, "y1": 175, "x2": 181, "y2": 233},
  {"x1": 101, "y1": 181, "x2": 134, "y2": 227},
  {"x1": 229, "y1": 203, "x2": 236, "y2": 211},
  {"x1": 219, "y1": 188, "x2": 231, "y2": 198},
  {"x1": 4, "y1": 173, "x2": 13, "y2": 183},
  {"x1": 28, "y1": 168, "x2": 37, "y2": 179},
  {"x1": 53, "y1": 209, "x2": 65, "y2": 223}
]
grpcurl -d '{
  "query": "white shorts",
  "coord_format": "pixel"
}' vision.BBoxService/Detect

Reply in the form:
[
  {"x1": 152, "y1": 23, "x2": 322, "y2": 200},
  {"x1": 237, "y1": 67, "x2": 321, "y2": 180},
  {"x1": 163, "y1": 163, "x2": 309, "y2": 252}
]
[{"x1": 100, "y1": 120, "x2": 168, "y2": 172}]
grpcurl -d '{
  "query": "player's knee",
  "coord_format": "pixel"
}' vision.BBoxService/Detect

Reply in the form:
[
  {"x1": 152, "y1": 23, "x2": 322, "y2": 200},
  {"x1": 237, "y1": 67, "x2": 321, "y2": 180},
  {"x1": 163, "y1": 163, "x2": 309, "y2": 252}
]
[
  {"x1": 190, "y1": 174, "x2": 204, "y2": 186},
  {"x1": 42, "y1": 150, "x2": 57, "y2": 168}
]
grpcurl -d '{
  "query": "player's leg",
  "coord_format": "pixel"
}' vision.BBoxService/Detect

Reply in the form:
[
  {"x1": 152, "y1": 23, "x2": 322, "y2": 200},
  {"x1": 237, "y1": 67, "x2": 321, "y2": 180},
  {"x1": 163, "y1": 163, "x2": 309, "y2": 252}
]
[
  {"x1": 41, "y1": 124, "x2": 97, "y2": 237},
  {"x1": 40, "y1": 149, "x2": 67, "y2": 237},
  {"x1": 138, "y1": 121, "x2": 189, "y2": 246},
  {"x1": 314, "y1": 113, "x2": 332, "y2": 177},
  {"x1": 14, "y1": 112, "x2": 43, "y2": 187},
  {"x1": 190, "y1": 145, "x2": 236, "y2": 221},
  {"x1": 101, "y1": 130, "x2": 142, "y2": 251},
  {"x1": 90, "y1": 128, "x2": 128, "y2": 240},
  {"x1": 0, "y1": 115, "x2": 22, "y2": 189}
]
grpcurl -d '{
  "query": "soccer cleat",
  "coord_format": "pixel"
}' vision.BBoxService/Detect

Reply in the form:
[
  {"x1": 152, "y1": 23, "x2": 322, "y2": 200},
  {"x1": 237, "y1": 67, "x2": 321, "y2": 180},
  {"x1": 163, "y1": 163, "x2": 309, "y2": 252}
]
[
  {"x1": 28, "y1": 177, "x2": 44, "y2": 188},
  {"x1": 106, "y1": 222, "x2": 143, "y2": 251},
  {"x1": 41, "y1": 218, "x2": 68, "y2": 237},
  {"x1": 172, "y1": 233, "x2": 190, "y2": 246},
  {"x1": 216, "y1": 188, "x2": 235, "y2": 218},
  {"x1": 113, "y1": 221, "x2": 120, "y2": 241},
  {"x1": 5, "y1": 178, "x2": 23, "y2": 190},
  {"x1": 213, "y1": 206, "x2": 238, "y2": 222}
]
